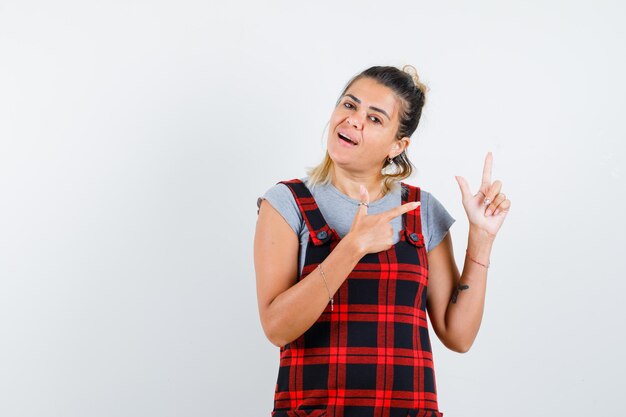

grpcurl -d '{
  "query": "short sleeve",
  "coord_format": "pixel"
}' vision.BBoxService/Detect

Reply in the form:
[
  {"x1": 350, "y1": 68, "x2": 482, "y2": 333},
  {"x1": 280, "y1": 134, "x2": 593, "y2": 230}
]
[
  {"x1": 256, "y1": 183, "x2": 303, "y2": 237},
  {"x1": 423, "y1": 191, "x2": 456, "y2": 252}
]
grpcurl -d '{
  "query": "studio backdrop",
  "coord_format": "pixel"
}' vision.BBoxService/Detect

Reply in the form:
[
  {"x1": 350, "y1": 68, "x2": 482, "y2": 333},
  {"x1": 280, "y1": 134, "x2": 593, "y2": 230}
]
[{"x1": 0, "y1": 1, "x2": 624, "y2": 416}]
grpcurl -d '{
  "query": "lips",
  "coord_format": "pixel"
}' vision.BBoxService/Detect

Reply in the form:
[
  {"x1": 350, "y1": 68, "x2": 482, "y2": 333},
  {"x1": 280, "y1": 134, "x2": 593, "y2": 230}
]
[{"x1": 337, "y1": 130, "x2": 358, "y2": 145}]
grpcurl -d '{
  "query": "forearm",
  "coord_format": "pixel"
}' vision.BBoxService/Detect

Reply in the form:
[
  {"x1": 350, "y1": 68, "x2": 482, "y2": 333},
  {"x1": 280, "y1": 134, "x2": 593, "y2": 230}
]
[
  {"x1": 444, "y1": 226, "x2": 494, "y2": 351},
  {"x1": 265, "y1": 235, "x2": 364, "y2": 347}
]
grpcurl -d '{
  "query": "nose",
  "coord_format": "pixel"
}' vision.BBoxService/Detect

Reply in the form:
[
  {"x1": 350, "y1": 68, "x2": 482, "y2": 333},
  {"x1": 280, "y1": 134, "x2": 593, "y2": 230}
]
[{"x1": 347, "y1": 112, "x2": 365, "y2": 129}]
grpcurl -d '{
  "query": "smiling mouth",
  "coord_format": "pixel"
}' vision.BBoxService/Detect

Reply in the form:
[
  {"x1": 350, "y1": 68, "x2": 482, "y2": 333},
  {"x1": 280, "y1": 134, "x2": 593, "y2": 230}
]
[{"x1": 338, "y1": 132, "x2": 357, "y2": 145}]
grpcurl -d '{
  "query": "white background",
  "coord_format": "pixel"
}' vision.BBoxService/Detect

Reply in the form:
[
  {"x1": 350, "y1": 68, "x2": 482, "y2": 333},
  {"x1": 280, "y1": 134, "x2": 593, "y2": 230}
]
[{"x1": 1, "y1": 1, "x2": 625, "y2": 416}]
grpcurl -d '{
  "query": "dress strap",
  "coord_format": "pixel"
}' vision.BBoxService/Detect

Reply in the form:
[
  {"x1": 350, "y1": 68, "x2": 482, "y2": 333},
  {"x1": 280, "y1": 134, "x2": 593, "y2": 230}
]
[
  {"x1": 278, "y1": 179, "x2": 336, "y2": 246},
  {"x1": 401, "y1": 182, "x2": 425, "y2": 247}
]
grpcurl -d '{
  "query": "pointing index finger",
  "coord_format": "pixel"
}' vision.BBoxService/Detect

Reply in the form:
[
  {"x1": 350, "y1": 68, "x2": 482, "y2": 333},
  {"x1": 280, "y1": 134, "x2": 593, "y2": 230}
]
[
  {"x1": 482, "y1": 152, "x2": 493, "y2": 188},
  {"x1": 382, "y1": 201, "x2": 420, "y2": 221}
]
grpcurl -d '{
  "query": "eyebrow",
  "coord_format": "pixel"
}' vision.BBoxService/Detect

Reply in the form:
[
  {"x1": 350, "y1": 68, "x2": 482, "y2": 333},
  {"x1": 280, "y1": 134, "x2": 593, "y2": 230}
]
[{"x1": 344, "y1": 94, "x2": 391, "y2": 120}]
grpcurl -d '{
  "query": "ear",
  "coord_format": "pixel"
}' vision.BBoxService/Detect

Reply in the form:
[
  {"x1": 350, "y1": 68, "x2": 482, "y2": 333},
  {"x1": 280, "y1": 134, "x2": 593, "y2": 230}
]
[{"x1": 389, "y1": 136, "x2": 410, "y2": 159}]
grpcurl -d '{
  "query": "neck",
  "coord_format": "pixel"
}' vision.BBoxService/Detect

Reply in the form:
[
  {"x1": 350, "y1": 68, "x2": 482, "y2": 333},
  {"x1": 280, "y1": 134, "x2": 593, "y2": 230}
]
[{"x1": 330, "y1": 164, "x2": 385, "y2": 202}]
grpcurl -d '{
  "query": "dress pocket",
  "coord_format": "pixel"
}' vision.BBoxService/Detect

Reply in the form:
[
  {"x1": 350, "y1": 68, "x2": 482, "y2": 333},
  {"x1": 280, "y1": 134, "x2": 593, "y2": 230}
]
[{"x1": 272, "y1": 408, "x2": 327, "y2": 417}]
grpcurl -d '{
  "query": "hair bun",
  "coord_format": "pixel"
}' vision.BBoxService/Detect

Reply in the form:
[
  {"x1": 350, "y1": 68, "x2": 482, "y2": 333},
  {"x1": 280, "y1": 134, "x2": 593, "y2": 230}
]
[{"x1": 402, "y1": 64, "x2": 429, "y2": 95}]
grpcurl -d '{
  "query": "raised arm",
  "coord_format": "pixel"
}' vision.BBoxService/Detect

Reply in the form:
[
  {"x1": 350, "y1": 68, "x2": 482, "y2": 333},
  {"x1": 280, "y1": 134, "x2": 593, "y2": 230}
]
[{"x1": 425, "y1": 152, "x2": 511, "y2": 353}]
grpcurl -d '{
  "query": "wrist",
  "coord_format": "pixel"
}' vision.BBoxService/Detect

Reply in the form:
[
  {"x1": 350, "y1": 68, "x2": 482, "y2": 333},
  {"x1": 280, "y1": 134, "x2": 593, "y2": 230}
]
[
  {"x1": 341, "y1": 232, "x2": 367, "y2": 260},
  {"x1": 467, "y1": 225, "x2": 494, "y2": 267},
  {"x1": 466, "y1": 249, "x2": 490, "y2": 268},
  {"x1": 469, "y1": 224, "x2": 496, "y2": 244}
]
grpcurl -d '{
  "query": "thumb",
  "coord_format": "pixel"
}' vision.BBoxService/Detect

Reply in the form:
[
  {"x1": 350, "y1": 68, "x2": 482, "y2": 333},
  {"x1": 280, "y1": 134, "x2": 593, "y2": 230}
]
[
  {"x1": 357, "y1": 184, "x2": 369, "y2": 217},
  {"x1": 455, "y1": 175, "x2": 472, "y2": 201},
  {"x1": 350, "y1": 184, "x2": 369, "y2": 231}
]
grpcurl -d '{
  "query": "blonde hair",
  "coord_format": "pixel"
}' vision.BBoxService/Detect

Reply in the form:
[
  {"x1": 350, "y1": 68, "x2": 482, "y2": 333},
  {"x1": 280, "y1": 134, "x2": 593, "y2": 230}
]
[{"x1": 307, "y1": 65, "x2": 429, "y2": 194}]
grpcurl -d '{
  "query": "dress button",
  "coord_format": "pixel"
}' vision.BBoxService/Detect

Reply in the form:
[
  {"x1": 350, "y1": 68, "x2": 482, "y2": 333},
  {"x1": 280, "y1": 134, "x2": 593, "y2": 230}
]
[
  {"x1": 317, "y1": 230, "x2": 328, "y2": 240},
  {"x1": 409, "y1": 232, "x2": 420, "y2": 242}
]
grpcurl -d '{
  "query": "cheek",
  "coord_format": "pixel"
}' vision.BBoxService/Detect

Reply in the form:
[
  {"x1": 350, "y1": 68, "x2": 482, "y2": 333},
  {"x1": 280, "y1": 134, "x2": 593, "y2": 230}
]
[
  {"x1": 330, "y1": 108, "x2": 346, "y2": 124},
  {"x1": 365, "y1": 134, "x2": 399, "y2": 159}
]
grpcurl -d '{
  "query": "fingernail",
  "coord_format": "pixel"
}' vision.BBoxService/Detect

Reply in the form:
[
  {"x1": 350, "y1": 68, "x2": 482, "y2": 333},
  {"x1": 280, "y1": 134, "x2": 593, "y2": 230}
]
[
  {"x1": 494, "y1": 209, "x2": 500, "y2": 215},
  {"x1": 486, "y1": 209, "x2": 493, "y2": 216},
  {"x1": 359, "y1": 184, "x2": 365, "y2": 193}
]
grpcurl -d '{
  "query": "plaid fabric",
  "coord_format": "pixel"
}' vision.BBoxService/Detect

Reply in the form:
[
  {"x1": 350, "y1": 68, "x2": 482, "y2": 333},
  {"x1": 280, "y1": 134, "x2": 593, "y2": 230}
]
[{"x1": 271, "y1": 179, "x2": 442, "y2": 417}]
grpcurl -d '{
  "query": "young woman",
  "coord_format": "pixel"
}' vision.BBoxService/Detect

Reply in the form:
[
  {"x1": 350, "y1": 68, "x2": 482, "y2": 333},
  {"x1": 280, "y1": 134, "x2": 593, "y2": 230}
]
[{"x1": 254, "y1": 65, "x2": 511, "y2": 417}]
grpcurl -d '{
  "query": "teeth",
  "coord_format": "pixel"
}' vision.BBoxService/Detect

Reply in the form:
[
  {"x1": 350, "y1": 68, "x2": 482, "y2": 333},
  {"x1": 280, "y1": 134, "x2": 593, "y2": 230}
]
[{"x1": 339, "y1": 133, "x2": 355, "y2": 144}]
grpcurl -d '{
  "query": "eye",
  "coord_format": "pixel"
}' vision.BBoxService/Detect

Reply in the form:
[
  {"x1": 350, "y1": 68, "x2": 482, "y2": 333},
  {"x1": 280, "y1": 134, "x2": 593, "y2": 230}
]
[
  {"x1": 369, "y1": 115, "x2": 382, "y2": 124},
  {"x1": 343, "y1": 101, "x2": 355, "y2": 109}
]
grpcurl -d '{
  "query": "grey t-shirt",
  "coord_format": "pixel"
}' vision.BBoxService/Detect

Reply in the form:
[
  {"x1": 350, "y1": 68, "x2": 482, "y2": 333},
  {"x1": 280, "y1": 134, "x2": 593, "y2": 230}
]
[{"x1": 257, "y1": 177, "x2": 456, "y2": 275}]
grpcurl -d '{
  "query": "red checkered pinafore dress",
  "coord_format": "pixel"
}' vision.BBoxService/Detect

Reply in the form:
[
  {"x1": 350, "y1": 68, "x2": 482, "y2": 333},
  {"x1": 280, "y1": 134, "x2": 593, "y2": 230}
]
[{"x1": 271, "y1": 179, "x2": 443, "y2": 417}]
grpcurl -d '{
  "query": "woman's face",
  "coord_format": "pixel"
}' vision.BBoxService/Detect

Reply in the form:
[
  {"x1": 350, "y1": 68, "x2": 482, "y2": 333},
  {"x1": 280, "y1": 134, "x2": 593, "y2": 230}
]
[{"x1": 327, "y1": 77, "x2": 407, "y2": 174}]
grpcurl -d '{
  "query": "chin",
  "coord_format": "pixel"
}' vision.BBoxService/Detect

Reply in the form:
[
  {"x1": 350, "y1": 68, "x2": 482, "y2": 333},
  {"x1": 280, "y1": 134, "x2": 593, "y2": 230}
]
[
  {"x1": 328, "y1": 154, "x2": 365, "y2": 174},
  {"x1": 326, "y1": 147, "x2": 352, "y2": 168}
]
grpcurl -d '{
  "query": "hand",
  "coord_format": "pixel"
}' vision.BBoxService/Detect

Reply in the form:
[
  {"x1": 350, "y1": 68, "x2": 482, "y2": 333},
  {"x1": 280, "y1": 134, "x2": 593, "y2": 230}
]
[
  {"x1": 347, "y1": 185, "x2": 420, "y2": 255},
  {"x1": 455, "y1": 152, "x2": 511, "y2": 238}
]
